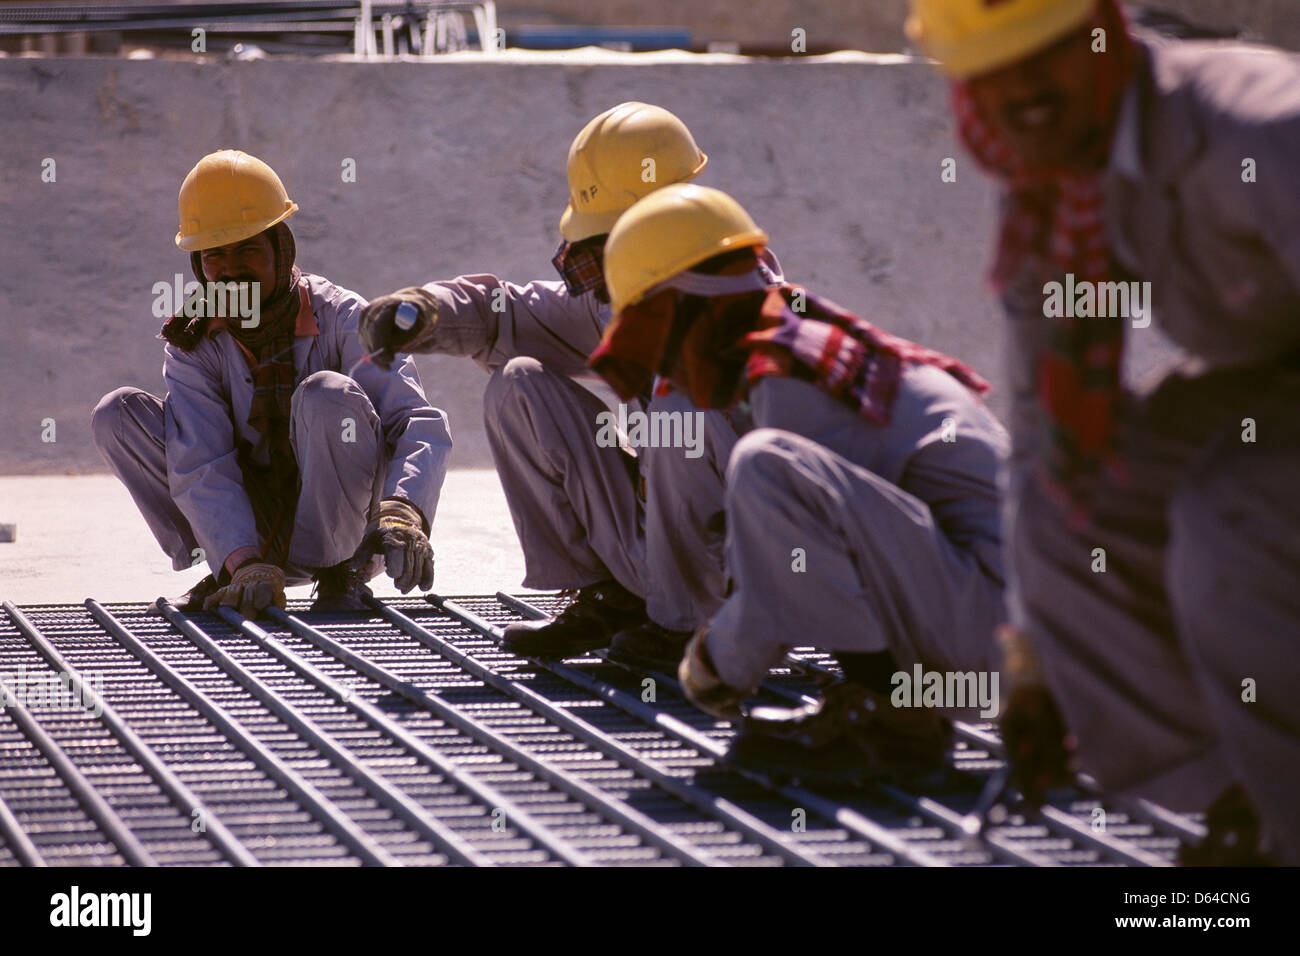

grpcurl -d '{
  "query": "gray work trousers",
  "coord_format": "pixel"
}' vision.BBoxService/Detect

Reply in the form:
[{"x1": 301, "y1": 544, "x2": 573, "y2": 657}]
[
  {"x1": 1008, "y1": 361, "x2": 1300, "y2": 863},
  {"x1": 91, "y1": 370, "x2": 386, "y2": 584},
  {"x1": 482, "y1": 356, "x2": 741, "y2": 630},
  {"x1": 707, "y1": 428, "x2": 1006, "y2": 699}
]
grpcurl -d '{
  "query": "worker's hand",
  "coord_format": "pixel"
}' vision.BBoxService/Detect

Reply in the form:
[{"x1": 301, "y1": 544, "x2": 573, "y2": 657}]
[
  {"x1": 357, "y1": 287, "x2": 438, "y2": 371},
  {"x1": 354, "y1": 498, "x2": 434, "y2": 593},
  {"x1": 679, "y1": 626, "x2": 749, "y2": 721},
  {"x1": 997, "y1": 625, "x2": 1076, "y2": 806},
  {"x1": 203, "y1": 561, "x2": 287, "y2": 619}
]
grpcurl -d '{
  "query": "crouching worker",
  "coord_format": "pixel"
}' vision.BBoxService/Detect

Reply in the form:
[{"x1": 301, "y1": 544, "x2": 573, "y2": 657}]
[
  {"x1": 910, "y1": 0, "x2": 1300, "y2": 863},
  {"x1": 358, "y1": 104, "x2": 776, "y2": 667},
  {"x1": 92, "y1": 150, "x2": 449, "y2": 617},
  {"x1": 589, "y1": 184, "x2": 1009, "y2": 781}
]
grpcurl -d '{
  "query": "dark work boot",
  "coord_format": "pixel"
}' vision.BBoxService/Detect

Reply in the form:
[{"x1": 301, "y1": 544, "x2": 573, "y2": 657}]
[
  {"x1": 501, "y1": 580, "x2": 646, "y2": 658},
  {"x1": 152, "y1": 572, "x2": 221, "y2": 616},
  {"x1": 1180, "y1": 784, "x2": 1278, "y2": 866},
  {"x1": 311, "y1": 559, "x2": 373, "y2": 613},
  {"x1": 728, "y1": 680, "x2": 952, "y2": 785},
  {"x1": 606, "y1": 621, "x2": 694, "y2": 672}
]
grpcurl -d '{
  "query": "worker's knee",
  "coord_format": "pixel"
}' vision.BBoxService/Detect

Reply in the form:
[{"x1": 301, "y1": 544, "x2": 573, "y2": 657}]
[
  {"x1": 90, "y1": 386, "x2": 154, "y2": 453},
  {"x1": 293, "y1": 369, "x2": 373, "y2": 418},
  {"x1": 291, "y1": 372, "x2": 379, "y2": 457},
  {"x1": 483, "y1": 357, "x2": 568, "y2": 429},
  {"x1": 484, "y1": 356, "x2": 547, "y2": 404},
  {"x1": 725, "y1": 429, "x2": 805, "y2": 504}
]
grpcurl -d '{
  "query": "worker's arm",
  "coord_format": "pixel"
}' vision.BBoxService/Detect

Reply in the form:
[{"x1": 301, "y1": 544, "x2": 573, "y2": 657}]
[
  {"x1": 332, "y1": 283, "x2": 453, "y2": 532},
  {"x1": 359, "y1": 275, "x2": 606, "y2": 377},
  {"x1": 162, "y1": 342, "x2": 263, "y2": 577}
]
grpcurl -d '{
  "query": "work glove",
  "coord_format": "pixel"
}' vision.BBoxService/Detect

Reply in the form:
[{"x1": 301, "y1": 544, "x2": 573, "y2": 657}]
[
  {"x1": 997, "y1": 625, "x2": 1076, "y2": 807},
  {"x1": 354, "y1": 498, "x2": 434, "y2": 593},
  {"x1": 357, "y1": 287, "x2": 439, "y2": 371},
  {"x1": 679, "y1": 626, "x2": 750, "y2": 721},
  {"x1": 203, "y1": 561, "x2": 287, "y2": 619}
]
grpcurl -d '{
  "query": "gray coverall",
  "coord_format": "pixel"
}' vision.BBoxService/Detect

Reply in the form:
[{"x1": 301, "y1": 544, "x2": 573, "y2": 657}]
[
  {"x1": 417, "y1": 275, "x2": 746, "y2": 631},
  {"x1": 92, "y1": 273, "x2": 452, "y2": 585},
  {"x1": 706, "y1": 368, "x2": 1009, "y2": 705},
  {"x1": 999, "y1": 37, "x2": 1300, "y2": 861}
]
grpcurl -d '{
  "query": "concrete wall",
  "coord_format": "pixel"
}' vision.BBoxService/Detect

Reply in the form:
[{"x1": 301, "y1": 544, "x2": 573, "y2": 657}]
[
  {"x1": 505, "y1": 1, "x2": 1300, "y2": 52},
  {"x1": 3, "y1": 52, "x2": 1000, "y2": 474},
  {"x1": 5, "y1": 1, "x2": 1298, "y2": 53}
]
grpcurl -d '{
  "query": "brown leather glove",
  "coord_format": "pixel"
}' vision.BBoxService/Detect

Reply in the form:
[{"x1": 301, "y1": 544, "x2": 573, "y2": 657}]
[
  {"x1": 357, "y1": 287, "x2": 439, "y2": 370},
  {"x1": 679, "y1": 626, "x2": 750, "y2": 721},
  {"x1": 355, "y1": 498, "x2": 434, "y2": 593},
  {"x1": 203, "y1": 561, "x2": 286, "y2": 619},
  {"x1": 997, "y1": 625, "x2": 1076, "y2": 806}
]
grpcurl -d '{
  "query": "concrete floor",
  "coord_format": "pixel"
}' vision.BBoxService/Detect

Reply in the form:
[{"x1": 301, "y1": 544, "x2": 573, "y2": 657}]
[{"x1": 0, "y1": 469, "x2": 540, "y2": 605}]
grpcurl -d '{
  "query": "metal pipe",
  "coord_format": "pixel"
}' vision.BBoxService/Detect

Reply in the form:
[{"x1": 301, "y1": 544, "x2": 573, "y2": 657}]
[
  {"x1": 432, "y1": 594, "x2": 949, "y2": 867},
  {"x1": 352, "y1": 600, "x2": 837, "y2": 866},
  {"x1": 285, "y1": 599, "x2": 721, "y2": 867},
  {"x1": 4, "y1": 601, "x2": 259, "y2": 867},
  {"x1": 162, "y1": 601, "x2": 496, "y2": 867},
  {"x1": 0, "y1": 781, "x2": 46, "y2": 867},
  {"x1": 88, "y1": 599, "x2": 396, "y2": 866},
  {"x1": 0, "y1": 672, "x2": 156, "y2": 866}
]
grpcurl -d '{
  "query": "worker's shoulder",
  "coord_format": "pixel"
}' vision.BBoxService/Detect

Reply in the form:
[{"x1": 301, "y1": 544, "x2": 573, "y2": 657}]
[
  {"x1": 498, "y1": 275, "x2": 604, "y2": 321},
  {"x1": 301, "y1": 272, "x2": 364, "y2": 310},
  {"x1": 1145, "y1": 35, "x2": 1300, "y2": 130},
  {"x1": 301, "y1": 272, "x2": 366, "y2": 333},
  {"x1": 427, "y1": 273, "x2": 602, "y2": 320},
  {"x1": 161, "y1": 329, "x2": 220, "y2": 376},
  {"x1": 897, "y1": 363, "x2": 1007, "y2": 444}
]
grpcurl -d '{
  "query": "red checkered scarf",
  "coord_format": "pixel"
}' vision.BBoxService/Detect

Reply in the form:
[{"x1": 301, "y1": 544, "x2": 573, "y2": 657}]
[
  {"x1": 743, "y1": 285, "x2": 990, "y2": 422},
  {"x1": 552, "y1": 235, "x2": 609, "y2": 302},
  {"x1": 952, "y1": 0, "x2": 1137, "y2": 517}
]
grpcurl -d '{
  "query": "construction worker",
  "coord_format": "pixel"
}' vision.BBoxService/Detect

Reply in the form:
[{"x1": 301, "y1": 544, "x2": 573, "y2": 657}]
[
  {"x1": 92, "y1": 149, "x2": 448, "y2": 618},
  {"x1": 357, "y1": 103, "x2": 779, "y2": 668},
  {"x1": 908, "y1": 0, "x2": 1300, "y2": 862},
  {"x1": 590, "y1": 184, "x2": 1009, "y2": 781}
]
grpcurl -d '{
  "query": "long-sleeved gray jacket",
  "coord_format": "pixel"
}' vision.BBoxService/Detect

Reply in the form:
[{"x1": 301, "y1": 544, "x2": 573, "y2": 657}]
[
  {"x1": 1002, "y1": 36, "x2": 1300, "y2": 462},
  {"x1": 749, "y1": 365, "x2": 1009, "y2": 581},
  {"x1": 163, "y1": 273, "x2": 452, "y2": 575},
  {"x1": 409, "y1": 251, "x2": 784, "y2": 378},
  {"x1": 418, "y1": 275, "x2": 607, "y2": 377}
]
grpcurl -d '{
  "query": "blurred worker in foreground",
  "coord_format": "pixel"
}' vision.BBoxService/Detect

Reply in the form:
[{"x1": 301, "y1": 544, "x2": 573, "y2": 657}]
[
  {"x1": 908, "y1": 0, "x2": 1300, "y2": 862},
  {"x1": 93, "y1": 150, "x2": 447, "y2": 617},
  {"x1": 590, "y1": 184, "x2": 1009, "y2": 781},
  {"x1": 358, "y1": 103, "x2": 779, "y2": 669}
]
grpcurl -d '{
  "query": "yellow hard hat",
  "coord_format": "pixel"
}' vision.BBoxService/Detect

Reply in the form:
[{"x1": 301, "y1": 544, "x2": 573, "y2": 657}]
[
  {"x1": 175, "y1": 149, "x2": 298, "y2": 251},
  {"x1": 559, "y1": 102, "x2": 708, "y2": 242},
  {"x1": 906, "y1": 0, "x2": 1095, "y2": 78},
  {"x1": 603, "y1": 183, "x2": 768, "y2": 316}
]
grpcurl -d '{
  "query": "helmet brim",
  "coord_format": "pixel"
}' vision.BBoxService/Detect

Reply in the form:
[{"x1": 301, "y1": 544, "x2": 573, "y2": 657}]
[
  {"x1": 175, "y1": 201, "x2": 298, "y2": 252},
  {"x1": 558, "y1": 202, "x2": 620, "y2": 244}
]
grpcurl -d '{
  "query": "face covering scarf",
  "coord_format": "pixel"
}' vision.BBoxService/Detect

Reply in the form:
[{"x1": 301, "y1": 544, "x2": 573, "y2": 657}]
[
  {"x1": 588, "y1": 259, "x2": 774, "y2": 405},
  {"x1": 742, "y1": 285, "x2": 991, "y2": 423},
  {"x1": 951, "y1": 0, "x2": 1138, "y2": 521},
  {"x1": 552, "y1": 235, "x2": 609, "y2": 301},
  {"x1": 590, "y1": 262, "x2": 990, "y2": 423}
]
